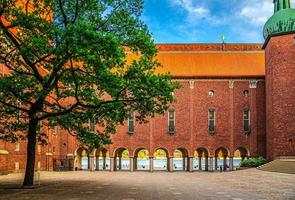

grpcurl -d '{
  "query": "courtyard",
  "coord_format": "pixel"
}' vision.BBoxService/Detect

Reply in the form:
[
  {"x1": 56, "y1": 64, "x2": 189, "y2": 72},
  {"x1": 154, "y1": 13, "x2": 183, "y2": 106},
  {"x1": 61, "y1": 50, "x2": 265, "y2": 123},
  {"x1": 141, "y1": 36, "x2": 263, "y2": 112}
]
[{"x1": 0, "y1": 169, "x2": 294, "y2": 200}]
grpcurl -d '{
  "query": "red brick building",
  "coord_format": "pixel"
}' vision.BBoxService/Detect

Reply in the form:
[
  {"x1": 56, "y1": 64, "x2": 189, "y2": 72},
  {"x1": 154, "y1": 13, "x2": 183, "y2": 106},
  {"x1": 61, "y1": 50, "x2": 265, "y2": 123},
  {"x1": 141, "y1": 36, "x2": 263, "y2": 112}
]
[{"x1": 0, "y1": 0, "x2": 295, "y2": 174}]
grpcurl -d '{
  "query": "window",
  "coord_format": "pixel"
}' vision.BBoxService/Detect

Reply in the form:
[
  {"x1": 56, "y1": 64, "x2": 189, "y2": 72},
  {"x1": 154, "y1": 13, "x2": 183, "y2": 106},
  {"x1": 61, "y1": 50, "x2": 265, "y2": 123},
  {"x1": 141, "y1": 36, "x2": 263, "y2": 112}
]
[
  {"x1": 15, "y1": 142, "x2": 20, "y2": 152},
  {"x1": 243, "y1": 107, "x2": 251, "y2": 134},
  {"x1": 128, "y1": 112, "x2": 135, "y2": 134},
  {"x1": 168, "y1": 108, "x2": 175, "y2": 134},
  {"x1": 37, "y1": 144, "x2": 41, "y2": 153},
  {"x1": 51, "y1": 126, "x2": 57, "y2": 135},
  {"x1": 15, "y1": 162, "x2": 19, "y2": 172},
  {"x1": 89, "y1": 119, "x2": 95, "y2": 132},
  {"x1": 208, "y1": 90, "x2": 214, "y2": 97},
  {"x1": 36, "y1": 121, "x2": 41, "y2": 132},
  {"x1": 53, "y1": 146, "x2": 56, "y2": 153},
  {"x1": 243, "y1": 90, "x2": 249, "y2": 97},
  {"x1": 208, "y1": 108, "x2": 216, "y2": 134}
]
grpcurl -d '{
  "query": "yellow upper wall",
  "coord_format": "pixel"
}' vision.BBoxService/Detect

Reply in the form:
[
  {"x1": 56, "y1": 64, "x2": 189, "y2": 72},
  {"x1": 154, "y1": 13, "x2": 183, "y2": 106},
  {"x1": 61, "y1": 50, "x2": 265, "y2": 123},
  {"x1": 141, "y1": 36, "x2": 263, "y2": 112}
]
[{"x1": 128, "y1": 44, "x2": 265, "y2": 78}]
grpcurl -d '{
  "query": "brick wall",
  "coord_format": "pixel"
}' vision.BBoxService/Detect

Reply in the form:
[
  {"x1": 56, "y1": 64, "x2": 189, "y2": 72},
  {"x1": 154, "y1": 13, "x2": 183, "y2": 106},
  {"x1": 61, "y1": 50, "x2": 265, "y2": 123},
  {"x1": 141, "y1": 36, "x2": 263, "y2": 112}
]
[{"x1": 265, "y1": 33, "x2": 295, "y2": 160}]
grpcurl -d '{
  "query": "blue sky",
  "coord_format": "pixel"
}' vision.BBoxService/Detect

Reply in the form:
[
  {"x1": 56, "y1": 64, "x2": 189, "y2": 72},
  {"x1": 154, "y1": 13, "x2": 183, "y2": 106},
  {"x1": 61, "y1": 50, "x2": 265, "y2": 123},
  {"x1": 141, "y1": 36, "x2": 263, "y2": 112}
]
[{"x1": 142, "y1": 0, "x2": 295, "y2": 43}]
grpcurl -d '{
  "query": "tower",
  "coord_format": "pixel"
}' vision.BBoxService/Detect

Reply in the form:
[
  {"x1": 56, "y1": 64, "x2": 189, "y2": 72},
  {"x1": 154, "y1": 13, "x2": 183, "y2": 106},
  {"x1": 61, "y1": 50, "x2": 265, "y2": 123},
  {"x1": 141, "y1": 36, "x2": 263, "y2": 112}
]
[{"x1": 263, "y1": 0, "x2": 295, "y2": 160}]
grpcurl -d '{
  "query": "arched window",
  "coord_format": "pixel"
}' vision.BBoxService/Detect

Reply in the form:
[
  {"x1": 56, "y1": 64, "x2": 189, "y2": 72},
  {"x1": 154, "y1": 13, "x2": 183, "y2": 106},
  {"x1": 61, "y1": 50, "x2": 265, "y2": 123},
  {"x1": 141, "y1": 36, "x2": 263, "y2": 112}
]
[
  {"x1": 243, "y1": 107, "x2": 251, "y2": 134},
  {"x1": 208, "y1": 108, "x2": 216, "y2": 134},
  {"x1": 168, "y1": 108, "x2": 175, "y2": 134},
  {"x1": 128, "y1": 112, "x2": 135, "y2": 134}
]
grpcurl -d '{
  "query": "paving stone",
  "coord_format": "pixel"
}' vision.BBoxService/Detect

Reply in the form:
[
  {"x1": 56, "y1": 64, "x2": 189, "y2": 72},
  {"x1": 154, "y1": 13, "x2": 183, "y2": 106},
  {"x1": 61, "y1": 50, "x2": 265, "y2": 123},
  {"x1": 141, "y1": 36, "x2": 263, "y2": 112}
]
[{"x1": 0, "y1": 169, "x2": 294, "y2": 200}]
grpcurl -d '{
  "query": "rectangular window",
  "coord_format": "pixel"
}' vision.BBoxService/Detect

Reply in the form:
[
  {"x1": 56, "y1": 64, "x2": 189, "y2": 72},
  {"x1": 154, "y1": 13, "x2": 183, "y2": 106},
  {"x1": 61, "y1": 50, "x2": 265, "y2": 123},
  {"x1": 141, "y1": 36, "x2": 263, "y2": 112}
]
[
  {"x1": 89, "y1": 119, "x2": 95, "y2": 132},
  {"x1": 15, "y1": 143, "x2": 20, "y2": 152},
  {"x1": 36, "y1": 121, "x2": 41, "y2": 132},
  {"x1": 15, "y1": 162, "x2": 19, "y2": 172},
  {"x1": 168, "y1": 109, "x2": 175, "y2": 133},
  {"x1": 243, "y1": 108, "x2": 251, "y2": 133},
  {"x1": 51, "y1": 126, "x2": 57, "y2": 135},
  {"x1": 128, "y1": 112, "x2": 135, "y2": 134},
  {"x1": 208, "y1": 108, "x2": 216, "y2": 133}
]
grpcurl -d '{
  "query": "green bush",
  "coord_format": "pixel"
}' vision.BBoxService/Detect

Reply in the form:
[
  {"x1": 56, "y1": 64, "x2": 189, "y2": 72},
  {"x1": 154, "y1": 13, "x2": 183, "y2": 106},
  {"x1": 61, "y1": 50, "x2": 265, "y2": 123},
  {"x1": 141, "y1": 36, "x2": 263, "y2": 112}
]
[{"x1": 240, "y1": 157, "x2": 267, "y2": 168}]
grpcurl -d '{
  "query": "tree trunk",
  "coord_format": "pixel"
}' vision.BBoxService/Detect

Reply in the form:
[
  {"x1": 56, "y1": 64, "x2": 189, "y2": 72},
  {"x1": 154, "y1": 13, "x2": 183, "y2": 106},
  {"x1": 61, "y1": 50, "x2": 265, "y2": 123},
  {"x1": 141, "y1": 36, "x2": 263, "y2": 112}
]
[{"x1": 23, "y1": 119, "x2": 38, "y2": 187}]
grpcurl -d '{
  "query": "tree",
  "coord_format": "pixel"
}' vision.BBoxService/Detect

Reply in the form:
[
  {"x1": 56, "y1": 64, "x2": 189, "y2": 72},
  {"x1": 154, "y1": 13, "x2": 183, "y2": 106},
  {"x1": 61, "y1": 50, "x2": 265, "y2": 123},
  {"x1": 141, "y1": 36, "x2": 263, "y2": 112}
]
[{"x1": 0, "y1": 0, "x2": 178, "y2": 187}]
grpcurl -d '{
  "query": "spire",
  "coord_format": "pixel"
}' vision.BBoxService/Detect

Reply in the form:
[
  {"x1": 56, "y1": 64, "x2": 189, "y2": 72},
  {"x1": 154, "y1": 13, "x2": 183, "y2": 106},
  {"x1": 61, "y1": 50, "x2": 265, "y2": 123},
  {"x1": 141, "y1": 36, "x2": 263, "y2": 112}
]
[{"x1": 274, "y1": 0, "x2": 291, "y2": 13}]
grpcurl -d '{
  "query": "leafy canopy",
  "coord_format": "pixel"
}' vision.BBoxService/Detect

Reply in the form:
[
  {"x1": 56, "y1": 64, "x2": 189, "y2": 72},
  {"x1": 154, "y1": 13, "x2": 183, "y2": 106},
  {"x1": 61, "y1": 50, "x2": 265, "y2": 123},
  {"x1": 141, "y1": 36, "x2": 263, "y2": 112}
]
[{"x1": 0, "y1": 0, "x2": 178, "y2": 149}]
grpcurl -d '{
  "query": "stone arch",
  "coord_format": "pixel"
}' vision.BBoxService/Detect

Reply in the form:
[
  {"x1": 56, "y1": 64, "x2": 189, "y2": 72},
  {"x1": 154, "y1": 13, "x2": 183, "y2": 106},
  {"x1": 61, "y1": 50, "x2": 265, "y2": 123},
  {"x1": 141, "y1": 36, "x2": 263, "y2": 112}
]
[
  {"x1": 234, "y1": 147, "x2": 249, "y2": 159},
  {"x1": 153, "y1": 148, "x2": 169, "y2": 171},
  {"x1": 214, "y1": 147, "x2": 230, "y2": 171},
  {"x1": 134, "y1": 147, "x2": 150, "y2": 171},
  {"x1": 194, "y1": 147, "x2": 210, "y2": 171},
  {"x1": 173, "y1": 147, "x2": 189, "y2": 171},
  {"x1": 113, "y1": 147, "x2": 129, "y2": 171},
  {"x1": 74, "y1": 147, "x2": 89, "y2": 170}
]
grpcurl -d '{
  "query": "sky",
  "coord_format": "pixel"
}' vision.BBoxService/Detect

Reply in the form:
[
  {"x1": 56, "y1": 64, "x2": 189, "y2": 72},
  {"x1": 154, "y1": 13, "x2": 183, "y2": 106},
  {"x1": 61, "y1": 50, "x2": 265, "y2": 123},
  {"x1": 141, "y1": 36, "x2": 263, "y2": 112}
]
[{"x1": 142, "y1": 0, "x2": 295, "y2": 44}]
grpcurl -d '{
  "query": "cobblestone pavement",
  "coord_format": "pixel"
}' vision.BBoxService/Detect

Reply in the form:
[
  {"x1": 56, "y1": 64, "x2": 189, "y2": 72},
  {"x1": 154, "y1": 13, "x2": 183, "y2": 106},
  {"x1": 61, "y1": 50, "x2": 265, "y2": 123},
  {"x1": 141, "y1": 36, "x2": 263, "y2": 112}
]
[{"x1": 0, "y1": 169, "x2": 295, "y2": 200}]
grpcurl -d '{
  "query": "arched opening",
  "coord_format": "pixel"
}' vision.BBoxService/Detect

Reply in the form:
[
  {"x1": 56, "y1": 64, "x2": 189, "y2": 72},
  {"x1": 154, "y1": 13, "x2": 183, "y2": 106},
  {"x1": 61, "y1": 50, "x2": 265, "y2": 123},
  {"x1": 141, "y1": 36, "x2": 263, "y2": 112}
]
[
  {"x1": 214, "y1": 147, "x2": 229, "y2": 171},
  {"x1": 134, "y1": 148, "x2": 150, "y2": 171},
  {"x1": 173, "y1": 148, "x2": 189, "y2": 171},
  {"x1": 74, "y1": 147, "x2": 89, "y2": 170},
  {"x1": 234, "y1": 147, "x2": 249, "y2": 169},
  {"x1": 153, "y1": 148, "x2": 168, "y2": 171},
  {"x1": 95, "y1": 148, "x2": 110, "y2": 171},
  {"x1": 194, "y1": 148, "x2": 209, "y2": 171},
  {"x1": 114, "y1": 148, "x2": 130, "y2": 171}
]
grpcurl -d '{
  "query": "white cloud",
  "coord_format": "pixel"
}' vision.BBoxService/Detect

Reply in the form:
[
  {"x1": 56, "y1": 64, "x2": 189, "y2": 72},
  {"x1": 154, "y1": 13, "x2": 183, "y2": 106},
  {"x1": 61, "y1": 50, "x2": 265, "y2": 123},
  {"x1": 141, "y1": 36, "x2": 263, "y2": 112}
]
[
  {"x1": 170, "y1": 0, "x2": 221, "y2": 24},
  {"x1": 239, "y1": 0, "x2": 273, "y2": 26}
]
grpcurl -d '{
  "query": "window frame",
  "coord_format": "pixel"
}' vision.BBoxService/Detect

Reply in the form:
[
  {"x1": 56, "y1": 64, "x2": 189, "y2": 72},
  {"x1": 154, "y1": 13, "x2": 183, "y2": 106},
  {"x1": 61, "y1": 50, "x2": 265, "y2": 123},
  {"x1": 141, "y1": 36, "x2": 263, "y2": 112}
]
[
  {"x1": 243, "y1": 107, "x2": 251, "y2": 134},
  {"x1": 89, "y1": 118, "x2": 95, "y2": 133},
  {"x1": 168, "y1": 108, "x2": 175, "y2": 134},
  {"x1": 208, "y1": 108, "x2": 216, "y2": 134},
  {"x1": 128, "y1": 111, "x2": 135, "y2": 134}
]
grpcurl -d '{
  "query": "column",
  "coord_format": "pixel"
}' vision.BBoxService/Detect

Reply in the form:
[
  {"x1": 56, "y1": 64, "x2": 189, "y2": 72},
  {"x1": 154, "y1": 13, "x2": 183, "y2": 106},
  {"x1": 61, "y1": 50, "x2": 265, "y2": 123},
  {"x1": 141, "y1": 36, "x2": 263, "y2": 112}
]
[
  {"x1": 188, "y1": 156, "x2": 193, "y2": 172},
  {"x1": 109, "y1": 157, "x2": 114, "y2": 172},
  {"x1": 129, "y1": 157, "x2": 134, "y2": 172},
  {"x1": 214, "y1": 157, "x2": 218, "y2": 171},
  {"x1": 168, "y1": 156, "x2": 173, "y2": 172},
  {"x1": 205, "y1": 157, "x2": 209, "y2": 171},
  {"x1": 183, "y1": 157, "x2": 186, "y2": 171},
  {"x1": 223, "y1": 157, "x2": 227, "y2": 171},
  {"x1": 209, "y1": 157, "x2": 214, "y2": 172},
  {"x1": 96, "y1": 156, "x2": 99, "y2": 171},
  {"x1": 118, "y1": 156, "x2": 122, "y2": 170},
  {"x1": 149, "y1": 157, "x2": 153, "y2": 172},
  {"x1": 198, "y1": 156, "x2": 202, "y2": 171},
  {"x1": 103, "y1": 156, "x2": 106, "y2": 170},
  {"x1": 89, "y1": 155, "x2": 95, "y2": 171},
  {"x1": 229, "y1": 156, "x2": 234, "y2": 171},
  {"x1": 66, "y1": 154, "x2": 74, "y2": 171}
]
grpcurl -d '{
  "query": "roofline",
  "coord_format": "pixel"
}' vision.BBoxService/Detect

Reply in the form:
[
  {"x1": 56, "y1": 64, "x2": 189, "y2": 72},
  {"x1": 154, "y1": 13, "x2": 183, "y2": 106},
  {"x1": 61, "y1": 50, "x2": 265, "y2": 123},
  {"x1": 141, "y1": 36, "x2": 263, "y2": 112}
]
[
  {"x1": 156, "y1": 43, "x2": 264, "y2": 45},
  {"x1": 172, "y1": 75, "x2": 265, "y2": 79},
  {"x1": 263, "y1": 30, "x2": 295, "y2": 49}
]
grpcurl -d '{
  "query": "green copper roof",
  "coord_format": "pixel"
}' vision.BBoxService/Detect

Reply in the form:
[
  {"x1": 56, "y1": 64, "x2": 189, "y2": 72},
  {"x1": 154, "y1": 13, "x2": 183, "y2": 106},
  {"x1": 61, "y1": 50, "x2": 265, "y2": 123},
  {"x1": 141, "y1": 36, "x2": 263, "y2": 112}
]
[{"x1": 263, "y1": 0, "x2": 295, "y2": 39}]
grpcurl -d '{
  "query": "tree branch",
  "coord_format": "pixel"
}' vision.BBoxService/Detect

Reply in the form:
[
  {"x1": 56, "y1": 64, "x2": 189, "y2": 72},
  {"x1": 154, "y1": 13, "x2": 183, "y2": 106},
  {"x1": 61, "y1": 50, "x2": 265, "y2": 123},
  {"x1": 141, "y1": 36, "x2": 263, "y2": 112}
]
[{"x1": 0, "y1": 20, "x2": 44, "y2": 83}]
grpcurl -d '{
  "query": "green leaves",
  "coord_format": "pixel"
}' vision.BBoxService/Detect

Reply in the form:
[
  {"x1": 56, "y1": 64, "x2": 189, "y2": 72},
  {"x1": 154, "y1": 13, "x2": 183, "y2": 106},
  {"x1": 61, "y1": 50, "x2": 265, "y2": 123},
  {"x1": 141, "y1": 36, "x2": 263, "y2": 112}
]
[{"x1": 0, "y1": 0, "x2": 178, "y2": 149}]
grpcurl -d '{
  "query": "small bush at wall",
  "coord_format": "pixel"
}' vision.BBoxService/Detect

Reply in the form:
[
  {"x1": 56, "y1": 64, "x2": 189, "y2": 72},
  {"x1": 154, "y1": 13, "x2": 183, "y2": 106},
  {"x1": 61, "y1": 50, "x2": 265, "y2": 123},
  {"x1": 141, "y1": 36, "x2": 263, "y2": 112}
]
[{"x1": 240, "y1": 157, "x2": 268, "y2": 168}]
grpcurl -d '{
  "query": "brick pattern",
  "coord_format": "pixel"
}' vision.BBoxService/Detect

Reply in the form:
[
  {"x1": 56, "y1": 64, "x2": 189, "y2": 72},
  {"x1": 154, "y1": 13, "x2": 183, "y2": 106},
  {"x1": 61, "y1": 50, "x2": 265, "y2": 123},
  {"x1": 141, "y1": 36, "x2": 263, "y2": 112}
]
[{"x1": 265, "y1": 33, "x2": 295, "y2": 160}]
